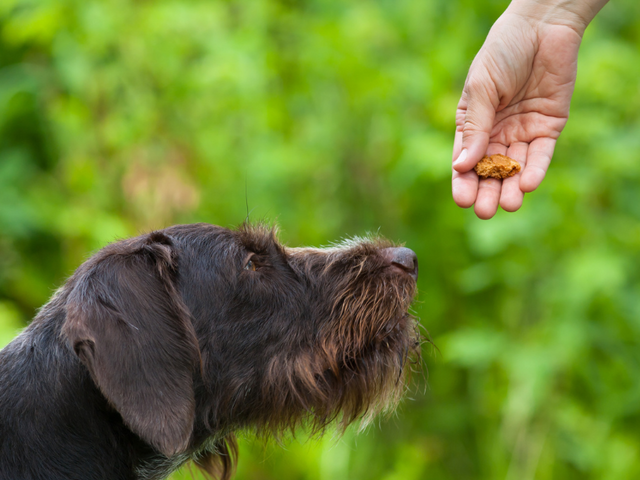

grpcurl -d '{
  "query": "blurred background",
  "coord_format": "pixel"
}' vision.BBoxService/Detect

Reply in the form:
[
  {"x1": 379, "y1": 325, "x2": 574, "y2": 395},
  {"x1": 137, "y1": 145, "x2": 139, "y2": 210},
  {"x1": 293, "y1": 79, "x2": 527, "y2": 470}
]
[{"x1": 1, "y1": 0, "x2": 640, "y2": 479}]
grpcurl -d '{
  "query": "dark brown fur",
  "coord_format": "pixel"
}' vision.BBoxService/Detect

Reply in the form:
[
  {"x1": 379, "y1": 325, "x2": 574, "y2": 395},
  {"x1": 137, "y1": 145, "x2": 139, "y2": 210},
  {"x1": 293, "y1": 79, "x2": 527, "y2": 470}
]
[{"x1": 0, "y1": 223, "x2": 419, "y2": 480}]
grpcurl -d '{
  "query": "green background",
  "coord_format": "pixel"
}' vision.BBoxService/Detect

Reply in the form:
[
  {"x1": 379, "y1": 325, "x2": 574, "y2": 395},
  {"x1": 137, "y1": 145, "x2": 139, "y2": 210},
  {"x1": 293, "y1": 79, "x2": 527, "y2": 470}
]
[{"x1": 1, "y1": 0, "x2": 640, "y2": 479}]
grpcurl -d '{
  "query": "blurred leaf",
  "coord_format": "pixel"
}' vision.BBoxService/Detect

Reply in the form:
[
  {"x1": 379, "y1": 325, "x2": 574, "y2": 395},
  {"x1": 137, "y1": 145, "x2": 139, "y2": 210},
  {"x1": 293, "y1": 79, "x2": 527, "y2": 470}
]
[{"x1": 0, "y1": 0, "x2": 639, "y2": 479}]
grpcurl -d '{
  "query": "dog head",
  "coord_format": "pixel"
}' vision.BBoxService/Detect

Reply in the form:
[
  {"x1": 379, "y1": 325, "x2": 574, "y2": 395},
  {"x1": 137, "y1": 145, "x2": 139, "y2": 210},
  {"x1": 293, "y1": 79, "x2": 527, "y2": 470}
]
[{"x1": 61, "y1": 223, "x2": 420, "y2": 479}]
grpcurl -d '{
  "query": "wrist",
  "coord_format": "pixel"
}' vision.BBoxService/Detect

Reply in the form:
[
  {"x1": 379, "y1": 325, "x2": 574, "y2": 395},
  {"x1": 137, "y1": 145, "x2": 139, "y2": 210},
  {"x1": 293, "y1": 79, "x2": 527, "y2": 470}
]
[{"x1": 506, "y1": 0, "x2": 609, "y2": 35}]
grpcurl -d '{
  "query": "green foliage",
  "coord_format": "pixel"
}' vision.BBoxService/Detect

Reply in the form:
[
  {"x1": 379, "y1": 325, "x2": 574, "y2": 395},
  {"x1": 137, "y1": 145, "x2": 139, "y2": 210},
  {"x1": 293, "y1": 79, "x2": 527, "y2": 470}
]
[{"x1": 1, "y1": 0, "x2": 640, "y2": 479}]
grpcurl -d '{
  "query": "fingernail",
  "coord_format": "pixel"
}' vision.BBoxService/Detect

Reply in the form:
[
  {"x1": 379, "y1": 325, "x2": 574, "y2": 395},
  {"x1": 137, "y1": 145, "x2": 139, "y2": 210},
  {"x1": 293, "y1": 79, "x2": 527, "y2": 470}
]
[{"x1": 453, "y1": 149, "x2": 467, "y2": 166}]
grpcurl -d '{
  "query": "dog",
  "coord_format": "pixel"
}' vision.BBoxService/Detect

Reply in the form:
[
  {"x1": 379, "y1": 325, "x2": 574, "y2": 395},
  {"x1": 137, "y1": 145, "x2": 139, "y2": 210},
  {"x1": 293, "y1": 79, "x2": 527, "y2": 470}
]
[{"x1": 0, "y1": 223, "x2": 420, "y2": 480}]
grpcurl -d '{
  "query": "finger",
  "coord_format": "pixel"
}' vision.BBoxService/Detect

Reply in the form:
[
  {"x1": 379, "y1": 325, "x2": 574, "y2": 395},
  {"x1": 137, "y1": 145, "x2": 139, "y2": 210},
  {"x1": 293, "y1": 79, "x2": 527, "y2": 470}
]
[
  {"x1": 452, "y1": 169, "x2": 479, "y2": 208},
  {"x1": 520, "y1": 137, "x2": 556, "y2": 193},
  {"x1": 452, "y1": 127, "x2": 479, "y2": 208},
  {"x1": 474, "y1": 177, "x2": 502, "y2": 220},
  {"x1": 452, "y1": 117, "x2": 463, "y2": 163},
  {"x1": 500, "y1": 142, "x2": 528, "y2": 212},
  {"x1": 473, "y1": 143, "x2": 506, "y2": 219},
  {"x1": 453, "y1": 74, "x2": 498, "y2": 173}
]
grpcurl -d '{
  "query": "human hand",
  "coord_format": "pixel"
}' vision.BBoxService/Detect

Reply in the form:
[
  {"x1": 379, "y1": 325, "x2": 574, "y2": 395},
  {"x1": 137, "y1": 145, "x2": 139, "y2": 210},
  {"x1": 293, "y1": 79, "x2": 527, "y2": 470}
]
[{"x1": 452, "y1": 1, "x2": 604, "y2": 219}]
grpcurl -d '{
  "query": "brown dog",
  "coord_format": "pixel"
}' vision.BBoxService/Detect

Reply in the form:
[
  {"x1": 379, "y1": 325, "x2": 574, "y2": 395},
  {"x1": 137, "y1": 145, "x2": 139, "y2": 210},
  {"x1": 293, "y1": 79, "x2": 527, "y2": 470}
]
[{"x1": 0, "y1": 223, "x2": 419, "y2": 480}]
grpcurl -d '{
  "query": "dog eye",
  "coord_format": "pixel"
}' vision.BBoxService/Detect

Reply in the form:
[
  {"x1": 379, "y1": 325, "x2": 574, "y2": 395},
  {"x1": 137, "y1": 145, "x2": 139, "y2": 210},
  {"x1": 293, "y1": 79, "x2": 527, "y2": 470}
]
[{"x1": 245, "y1": 260, "x2": 256, "y2": 271}]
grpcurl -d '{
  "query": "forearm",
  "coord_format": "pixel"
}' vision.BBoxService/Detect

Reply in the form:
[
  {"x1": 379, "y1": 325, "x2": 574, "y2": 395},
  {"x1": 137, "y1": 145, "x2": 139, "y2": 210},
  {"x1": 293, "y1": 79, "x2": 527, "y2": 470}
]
[{"x1": 506, "y1": 0, "x2": 610, "y2": 34}]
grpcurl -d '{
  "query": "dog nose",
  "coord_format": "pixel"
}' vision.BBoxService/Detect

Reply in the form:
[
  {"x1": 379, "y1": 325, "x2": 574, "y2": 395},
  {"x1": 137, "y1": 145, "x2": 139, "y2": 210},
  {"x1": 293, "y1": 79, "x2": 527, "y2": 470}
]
[{"x1": 383, "y1": 247, "x2": 418, "y2": 281}]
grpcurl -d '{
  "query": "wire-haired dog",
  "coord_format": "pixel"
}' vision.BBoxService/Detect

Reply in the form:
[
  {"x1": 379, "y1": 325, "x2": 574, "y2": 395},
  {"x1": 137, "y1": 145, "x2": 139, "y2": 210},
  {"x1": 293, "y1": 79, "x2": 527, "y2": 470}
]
[{"x1": 0, "y1": 223, "x2": 420, "y2": 480}]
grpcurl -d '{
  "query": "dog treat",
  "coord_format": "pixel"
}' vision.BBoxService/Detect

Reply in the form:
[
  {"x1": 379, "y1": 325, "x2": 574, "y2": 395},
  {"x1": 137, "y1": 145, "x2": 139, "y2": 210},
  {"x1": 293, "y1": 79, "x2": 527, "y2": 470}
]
[{"x1": 474, "y1": 154, "x2": 521, "y2": 179}]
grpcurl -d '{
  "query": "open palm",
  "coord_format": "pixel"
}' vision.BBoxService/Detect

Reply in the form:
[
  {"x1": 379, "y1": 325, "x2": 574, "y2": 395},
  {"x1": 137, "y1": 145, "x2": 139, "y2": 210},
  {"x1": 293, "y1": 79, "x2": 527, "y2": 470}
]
[{"x1": 452, "y1": 14, "x2": 583, "y2": 219}]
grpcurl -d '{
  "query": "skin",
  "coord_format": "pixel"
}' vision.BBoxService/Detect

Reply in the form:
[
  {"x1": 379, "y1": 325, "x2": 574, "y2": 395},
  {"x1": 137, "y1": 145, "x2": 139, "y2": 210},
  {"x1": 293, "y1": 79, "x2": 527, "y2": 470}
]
[{"x1": 452, "y1": 0, "x2": 610, "y2": 219}]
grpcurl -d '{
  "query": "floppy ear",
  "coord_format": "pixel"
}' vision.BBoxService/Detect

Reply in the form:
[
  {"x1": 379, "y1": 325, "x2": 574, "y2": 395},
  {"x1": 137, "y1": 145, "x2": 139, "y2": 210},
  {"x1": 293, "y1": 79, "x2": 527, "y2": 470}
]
[{"x1": 63, "y1": 232, "x2": 200, "y2": 457}]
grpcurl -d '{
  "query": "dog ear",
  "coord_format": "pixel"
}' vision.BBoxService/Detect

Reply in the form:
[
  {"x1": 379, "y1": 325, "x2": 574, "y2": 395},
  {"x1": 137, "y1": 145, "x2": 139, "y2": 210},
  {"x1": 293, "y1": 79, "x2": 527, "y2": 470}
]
[{"x1": 63, "y1": 232, "x2": 200, "y2": 457}]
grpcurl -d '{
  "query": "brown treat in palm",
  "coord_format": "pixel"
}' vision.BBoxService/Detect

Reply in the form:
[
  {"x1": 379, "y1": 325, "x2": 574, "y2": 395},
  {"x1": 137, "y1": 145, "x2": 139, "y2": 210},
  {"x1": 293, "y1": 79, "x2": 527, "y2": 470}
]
[{"x1": 473, "y1": 154, "x2": 521, "y2": 179}]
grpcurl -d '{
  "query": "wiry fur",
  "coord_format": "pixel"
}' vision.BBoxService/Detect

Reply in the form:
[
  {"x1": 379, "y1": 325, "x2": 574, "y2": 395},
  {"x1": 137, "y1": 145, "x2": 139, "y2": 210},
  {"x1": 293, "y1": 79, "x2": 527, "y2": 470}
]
[{"x1": 0, "y1": 223, "x2": 419, "y2": 480}]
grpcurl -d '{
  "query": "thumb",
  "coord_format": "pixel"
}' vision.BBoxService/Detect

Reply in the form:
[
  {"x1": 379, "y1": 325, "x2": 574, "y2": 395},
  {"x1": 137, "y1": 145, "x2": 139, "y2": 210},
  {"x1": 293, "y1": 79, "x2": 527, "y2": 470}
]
[{"x1": 453, "y1": 78, "x2": 497, "y2": 173}]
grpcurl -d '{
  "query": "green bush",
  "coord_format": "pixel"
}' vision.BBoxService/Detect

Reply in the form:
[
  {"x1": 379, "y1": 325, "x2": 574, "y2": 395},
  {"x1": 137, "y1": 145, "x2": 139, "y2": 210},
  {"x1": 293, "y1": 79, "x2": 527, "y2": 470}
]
[{"x1": 1, "y1": 1, "x2": 640, "y2": 478}]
